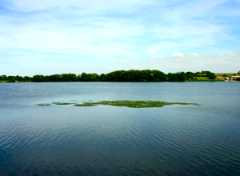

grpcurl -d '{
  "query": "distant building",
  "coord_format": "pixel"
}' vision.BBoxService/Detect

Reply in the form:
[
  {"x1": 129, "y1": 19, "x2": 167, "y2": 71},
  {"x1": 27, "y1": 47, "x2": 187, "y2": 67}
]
[
  {"x1": 231, "y1": 76, "x2": 240, "y2": 81},
  {"x1": 225, "y1": 75, "x2": 240, "y2": 81}
]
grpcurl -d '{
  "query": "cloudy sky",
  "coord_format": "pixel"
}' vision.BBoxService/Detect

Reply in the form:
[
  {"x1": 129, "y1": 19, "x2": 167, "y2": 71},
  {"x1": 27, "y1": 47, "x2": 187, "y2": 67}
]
[{"x1": 0, "y1": 0, "x2": 239, "y2": 75}]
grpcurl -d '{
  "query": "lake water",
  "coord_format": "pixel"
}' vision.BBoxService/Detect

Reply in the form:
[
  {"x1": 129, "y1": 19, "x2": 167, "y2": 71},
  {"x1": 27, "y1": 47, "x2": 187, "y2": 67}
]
[{"x1": 0, "y1": 82, "x2": 240, "y2": 176}]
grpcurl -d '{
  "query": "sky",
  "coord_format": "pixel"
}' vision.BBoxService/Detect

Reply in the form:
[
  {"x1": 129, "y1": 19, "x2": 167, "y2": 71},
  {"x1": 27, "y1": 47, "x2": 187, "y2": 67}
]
[{"x1": 0, "y1": 0, "x2": 240, "y2": 75}]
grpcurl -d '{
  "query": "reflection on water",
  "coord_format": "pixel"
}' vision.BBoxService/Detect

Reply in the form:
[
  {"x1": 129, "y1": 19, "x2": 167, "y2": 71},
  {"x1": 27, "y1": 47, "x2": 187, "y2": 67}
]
[{"x1": 0, "y1": 82, "x2": 240, "y2": 176}]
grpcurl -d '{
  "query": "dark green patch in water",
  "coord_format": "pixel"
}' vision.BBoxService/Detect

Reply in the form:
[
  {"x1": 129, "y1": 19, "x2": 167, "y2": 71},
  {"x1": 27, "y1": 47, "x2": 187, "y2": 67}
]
[{"x1": 38, "y1": 100, "x2": 198, "y2": 108}]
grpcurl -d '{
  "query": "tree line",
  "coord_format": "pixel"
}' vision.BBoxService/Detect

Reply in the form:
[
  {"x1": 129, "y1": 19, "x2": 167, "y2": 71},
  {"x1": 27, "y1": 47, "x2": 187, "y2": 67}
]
[{"x1": 0, "y1": 70, "x2": 216, "y2": 82}]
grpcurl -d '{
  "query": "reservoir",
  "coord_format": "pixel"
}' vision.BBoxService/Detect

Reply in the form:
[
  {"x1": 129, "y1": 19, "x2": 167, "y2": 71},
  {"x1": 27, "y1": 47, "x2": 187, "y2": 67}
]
[{"x1": 0, "y1": 82, "x2": 239, "y2": 176}]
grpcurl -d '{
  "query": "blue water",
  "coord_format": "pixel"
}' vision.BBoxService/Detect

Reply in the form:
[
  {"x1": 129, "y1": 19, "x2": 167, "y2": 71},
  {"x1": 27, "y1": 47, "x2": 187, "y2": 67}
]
[{"x1": 0, "y1": 82, "x2": 240, "y2": 176}]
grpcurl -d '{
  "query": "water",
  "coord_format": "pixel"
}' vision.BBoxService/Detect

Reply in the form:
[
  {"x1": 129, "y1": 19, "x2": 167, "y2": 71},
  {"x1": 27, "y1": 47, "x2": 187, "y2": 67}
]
[{"x1": 0, "y1": 82, "x2": 239, "y2": 176}]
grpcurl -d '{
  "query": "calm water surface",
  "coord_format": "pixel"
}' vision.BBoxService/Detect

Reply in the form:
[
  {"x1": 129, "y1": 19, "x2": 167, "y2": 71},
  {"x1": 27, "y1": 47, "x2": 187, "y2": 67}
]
[{"x1": 0, "y1": 82, "x2": 240, "y2": 176}]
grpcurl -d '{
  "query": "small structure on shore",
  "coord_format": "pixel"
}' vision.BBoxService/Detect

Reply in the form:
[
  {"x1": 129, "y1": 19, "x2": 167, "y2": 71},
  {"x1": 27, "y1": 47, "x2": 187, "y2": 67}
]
[{"x1": 225, "y1": 75, "x2": 240, "y2": 81}]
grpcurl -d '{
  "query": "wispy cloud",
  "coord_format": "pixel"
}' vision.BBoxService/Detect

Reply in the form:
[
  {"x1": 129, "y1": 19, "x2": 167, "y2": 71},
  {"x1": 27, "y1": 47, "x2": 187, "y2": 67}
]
[{"x1": 0, "y1": 0, "x2": 239, "y2": 74}]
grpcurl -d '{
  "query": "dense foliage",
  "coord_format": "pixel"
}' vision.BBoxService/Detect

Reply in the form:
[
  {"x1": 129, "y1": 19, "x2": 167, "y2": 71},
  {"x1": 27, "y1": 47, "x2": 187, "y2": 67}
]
[{"x1": 0, "y1": 70, "x2": 217, "y2": 82}]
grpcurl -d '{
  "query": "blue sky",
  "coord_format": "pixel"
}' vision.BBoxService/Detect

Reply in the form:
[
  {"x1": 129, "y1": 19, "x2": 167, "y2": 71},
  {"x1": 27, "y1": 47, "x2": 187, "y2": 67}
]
[{"x1": 0, "y1": 0, "x2": 239, "y2": 75}]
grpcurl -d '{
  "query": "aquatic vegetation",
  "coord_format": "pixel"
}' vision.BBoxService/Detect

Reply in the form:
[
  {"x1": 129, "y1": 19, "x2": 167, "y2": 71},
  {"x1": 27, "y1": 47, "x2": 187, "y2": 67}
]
[
  {"x1": 52, "y1": 102, "x2": 75, "y2": 105},
  {"x1": 37, "y1": 103, "x2": 51, "y2": 106},
  {"x1": 38, "y1": 100, "x2": 197, "y2": 108},
  {"x1": 74, "y1": 100, "x2": 197, "y2": 108}
]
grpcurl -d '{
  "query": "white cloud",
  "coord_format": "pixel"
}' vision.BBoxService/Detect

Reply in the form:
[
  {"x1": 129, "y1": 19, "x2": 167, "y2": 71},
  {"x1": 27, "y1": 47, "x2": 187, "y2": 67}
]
[
  {"x1": 173, "y1": 52, "x2": 185, "y2": 58},
  {"x1": 6, "y1": 0, "x2": 155, "y2": 12},
  {"x1": 150, "y1": 52, "x2": 240, "y2": 73}
]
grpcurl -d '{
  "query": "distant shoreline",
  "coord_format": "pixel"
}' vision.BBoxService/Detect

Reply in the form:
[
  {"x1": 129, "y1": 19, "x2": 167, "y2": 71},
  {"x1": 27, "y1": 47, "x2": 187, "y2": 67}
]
[
  {"x1": 0, "y1": 80, "x2": 226, "y2": 83},
  {"x1": 0, "y1": 70, "x2": 239, "y2": 83}
]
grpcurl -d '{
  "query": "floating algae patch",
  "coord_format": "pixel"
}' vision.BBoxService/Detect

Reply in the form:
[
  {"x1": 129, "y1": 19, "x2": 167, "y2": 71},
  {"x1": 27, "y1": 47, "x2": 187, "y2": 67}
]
[
  {"x1": 37, "y1": 103, "x2": 51, "y2": 106},
  {"x1": 73, "y1": 100, "x2": 197, "y2": 108},
  {"x1": 37, "y1": 102, "x2": 74, "y2": 107},
  {"x1": 37, "y1": 100, "x2": 198, "y2": 108},
  {"x1": 52, "y1": 102, "x2": 75, "y2": 106},
  {"x1": 74, "y1": 100, "x2": 197, "y2": 108}
]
